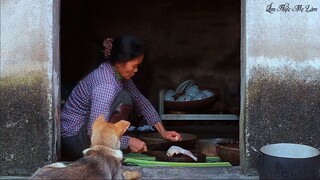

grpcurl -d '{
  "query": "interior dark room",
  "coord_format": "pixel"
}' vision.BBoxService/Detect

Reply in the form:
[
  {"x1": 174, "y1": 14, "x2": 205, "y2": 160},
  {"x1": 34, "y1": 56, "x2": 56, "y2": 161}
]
[{"x1": 60, "y1": 0, "x2": 241, "y2": 140}]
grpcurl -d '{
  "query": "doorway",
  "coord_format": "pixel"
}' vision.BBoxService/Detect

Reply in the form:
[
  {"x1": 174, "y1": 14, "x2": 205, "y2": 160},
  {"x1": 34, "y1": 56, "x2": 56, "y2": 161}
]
[{"x1": 60, "y1": 0, "x2": 241, "y2": 146}]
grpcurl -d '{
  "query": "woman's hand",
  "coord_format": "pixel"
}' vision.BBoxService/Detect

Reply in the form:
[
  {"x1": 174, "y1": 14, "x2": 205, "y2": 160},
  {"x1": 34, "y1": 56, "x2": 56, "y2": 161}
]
[
  {"x1": 161, "y1": 130, "x2": 182, "y2": 142},
  {"x1": 128, "y1": 137, "x2": 147, "y2": 153},
  {"x1": 153, "y1": 122, "x2": 182, "y2": 142}
]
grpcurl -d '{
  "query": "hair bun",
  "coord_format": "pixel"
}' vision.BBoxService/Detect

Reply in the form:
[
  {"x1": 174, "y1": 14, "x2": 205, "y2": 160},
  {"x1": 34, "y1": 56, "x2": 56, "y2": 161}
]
[{"x1": 103, "y1": 38, "x2": 113, "y2": 59}]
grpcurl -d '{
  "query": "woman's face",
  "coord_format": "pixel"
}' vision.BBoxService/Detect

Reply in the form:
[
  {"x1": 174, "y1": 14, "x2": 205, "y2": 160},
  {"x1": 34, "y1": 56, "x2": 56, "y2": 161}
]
[{"x1": 115, "y1": 54, "x2": 144, "y2": 80}]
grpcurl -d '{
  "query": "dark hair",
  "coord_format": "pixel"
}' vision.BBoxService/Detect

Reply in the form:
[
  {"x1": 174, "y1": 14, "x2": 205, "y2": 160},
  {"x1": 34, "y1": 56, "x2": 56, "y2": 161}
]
[{"x1": 108, "y1": 34, "x2": 144, "y2": 64}]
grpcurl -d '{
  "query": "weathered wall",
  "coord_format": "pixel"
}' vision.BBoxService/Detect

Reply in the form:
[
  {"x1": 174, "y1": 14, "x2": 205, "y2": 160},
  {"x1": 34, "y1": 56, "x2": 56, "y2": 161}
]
[
  {"x1": 241, "y1": 0, "x2": 320, "y2": 175},
  {"x1": 0, "y1": 0, "x2": 60, "y2": 176}
]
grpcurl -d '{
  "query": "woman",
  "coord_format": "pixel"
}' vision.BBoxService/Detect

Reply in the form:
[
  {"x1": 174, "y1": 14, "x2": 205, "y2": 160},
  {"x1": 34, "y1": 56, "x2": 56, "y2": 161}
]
[{"x1": 61, "y1": 34, "x2": 182, "y2": 160}]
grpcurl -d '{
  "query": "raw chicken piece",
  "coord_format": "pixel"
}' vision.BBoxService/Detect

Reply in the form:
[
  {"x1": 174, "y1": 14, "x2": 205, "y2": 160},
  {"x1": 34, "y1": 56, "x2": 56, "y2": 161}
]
[{"x1": 166, "y1": 145, "x2": 198, "y2": 161}]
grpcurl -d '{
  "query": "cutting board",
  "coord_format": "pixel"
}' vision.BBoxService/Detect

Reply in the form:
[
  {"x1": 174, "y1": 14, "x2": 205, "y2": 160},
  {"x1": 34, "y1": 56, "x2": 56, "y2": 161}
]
[{"x1": 123, "y1": 153, "x2": 232, "y2": 167}]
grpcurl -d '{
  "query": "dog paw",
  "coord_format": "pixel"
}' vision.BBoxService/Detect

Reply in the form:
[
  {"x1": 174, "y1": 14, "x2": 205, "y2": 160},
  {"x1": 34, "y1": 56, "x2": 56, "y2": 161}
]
[{"x1": 123, "y1": 170, "x2": 141, "y2": 180}]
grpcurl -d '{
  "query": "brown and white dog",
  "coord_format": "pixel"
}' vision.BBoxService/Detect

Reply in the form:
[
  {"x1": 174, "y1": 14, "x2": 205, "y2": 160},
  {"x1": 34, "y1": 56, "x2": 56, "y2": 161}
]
[{"x1": 31, "y1": 115, "x2": 141, "y2": 180}]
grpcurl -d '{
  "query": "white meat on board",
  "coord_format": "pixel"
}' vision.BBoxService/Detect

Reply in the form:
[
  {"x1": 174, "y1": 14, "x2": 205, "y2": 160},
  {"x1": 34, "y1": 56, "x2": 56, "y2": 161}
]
[{"x1": 166, "y1": 145, "x2": 198, "y2": 161}]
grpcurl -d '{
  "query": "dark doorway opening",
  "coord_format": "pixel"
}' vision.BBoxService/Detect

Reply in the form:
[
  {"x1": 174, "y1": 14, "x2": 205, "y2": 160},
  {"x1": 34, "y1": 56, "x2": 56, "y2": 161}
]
[{"x1": 60, "y1": 0, "x2": 241, "y2": 140}]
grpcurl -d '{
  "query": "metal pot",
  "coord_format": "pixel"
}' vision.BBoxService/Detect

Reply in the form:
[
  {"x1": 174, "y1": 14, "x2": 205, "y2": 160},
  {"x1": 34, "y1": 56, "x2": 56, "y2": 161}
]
[{"x1": 252, "y1": 143, "x2": 320, "y2": 180}]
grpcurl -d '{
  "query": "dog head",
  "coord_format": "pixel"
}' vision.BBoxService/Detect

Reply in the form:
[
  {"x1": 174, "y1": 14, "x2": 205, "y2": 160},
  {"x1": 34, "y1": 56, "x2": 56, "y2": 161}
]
[{"x1": 90, "y1": 114, "x2": 130, "y2": 149}]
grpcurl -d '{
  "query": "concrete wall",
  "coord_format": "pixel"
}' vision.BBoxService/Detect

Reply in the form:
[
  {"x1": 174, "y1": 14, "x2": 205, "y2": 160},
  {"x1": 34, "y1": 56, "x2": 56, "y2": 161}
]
[
  {"x1": 240, "y1": 0, "x2": 320, "y2": 175},
  {"x1": 0, "y1": 0, "x2": 60, "y2": 176}
]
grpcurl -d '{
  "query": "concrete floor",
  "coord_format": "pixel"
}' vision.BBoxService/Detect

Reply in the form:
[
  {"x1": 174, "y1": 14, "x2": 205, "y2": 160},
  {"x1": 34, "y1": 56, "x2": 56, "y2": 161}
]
[
  {"x1": 124, "y1": 166, "x2": 258, "y2": 179},
  {"x1": 1, "y1": 166, "x2": 258, "y2": 180}
]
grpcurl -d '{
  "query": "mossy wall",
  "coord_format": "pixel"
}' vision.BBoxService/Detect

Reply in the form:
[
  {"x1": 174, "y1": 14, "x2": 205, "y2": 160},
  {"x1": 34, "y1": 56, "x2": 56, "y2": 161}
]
[
  {"x1": 0, "y1": 76, "x2": 53, "y2": 175},
  {"x1": 0, "y1": 0, "x2": 60, "y2": 176},
  {"x1": 241, "y1": 0, "x2": 320, "y2": 175}
]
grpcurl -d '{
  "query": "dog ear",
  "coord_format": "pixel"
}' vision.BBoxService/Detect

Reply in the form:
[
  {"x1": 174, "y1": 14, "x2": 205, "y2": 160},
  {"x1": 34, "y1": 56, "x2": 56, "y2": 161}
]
[
  {"x1": 97, "y1": 114, "x2": 106, "y2": 121},
  {"x1": 114, "y1": 120, "x2": 131, "y2": 135},
  {"x1": 93, "y1": 114, "x2": 106, "y2": 128}
]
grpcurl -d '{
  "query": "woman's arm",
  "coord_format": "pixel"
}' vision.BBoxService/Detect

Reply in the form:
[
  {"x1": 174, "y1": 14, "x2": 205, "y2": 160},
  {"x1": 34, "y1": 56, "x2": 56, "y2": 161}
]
[
  {"x1": 124, "y1": 80, "x2": 161, "y2": 125},
  {"x1": 153, "y1": 121, "x2": 182, "y2": 141},
  {"x1": 124, "y1": 80, "x2": 182, "y2": 141}
]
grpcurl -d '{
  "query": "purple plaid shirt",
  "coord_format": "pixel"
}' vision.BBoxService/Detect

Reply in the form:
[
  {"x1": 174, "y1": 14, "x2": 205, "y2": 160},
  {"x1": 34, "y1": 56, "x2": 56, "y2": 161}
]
[{"x1": 61, "y1": 62, "x2": 161, "y2": 149}]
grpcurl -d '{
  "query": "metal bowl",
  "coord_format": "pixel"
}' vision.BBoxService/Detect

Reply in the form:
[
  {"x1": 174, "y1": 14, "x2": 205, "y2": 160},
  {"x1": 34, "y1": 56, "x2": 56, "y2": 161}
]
[{"x1": 174, "y1": 79, "x2": 195, "y2": 96}]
